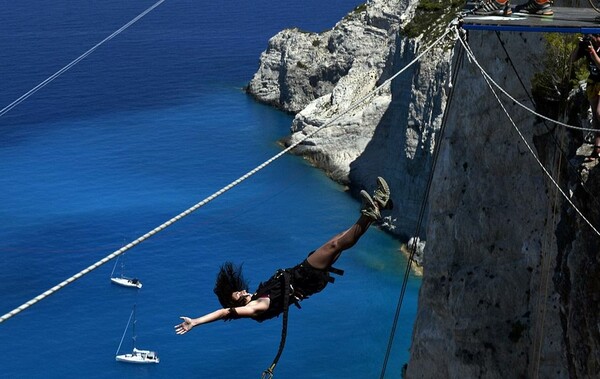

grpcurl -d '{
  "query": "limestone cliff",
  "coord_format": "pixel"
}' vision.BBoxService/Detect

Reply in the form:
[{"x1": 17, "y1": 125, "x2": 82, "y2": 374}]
[
  {"x1": 406, "y1": 24, "x2": 600, "y2": 377},
  {"x1": 247, "y1": 0, "x2": 452, "y2": 240},
  {"x1": 407, "y1": 29, "x2": 566, "y2": 378}
]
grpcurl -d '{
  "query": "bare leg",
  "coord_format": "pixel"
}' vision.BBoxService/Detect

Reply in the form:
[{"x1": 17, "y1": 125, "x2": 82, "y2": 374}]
[{"x1": 307, "y1": 215, "x2": 374, "y2": 270}]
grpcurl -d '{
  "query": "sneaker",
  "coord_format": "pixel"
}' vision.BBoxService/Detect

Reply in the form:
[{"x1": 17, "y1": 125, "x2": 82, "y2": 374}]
[
  {"x1": 372, "y1": 176, "x2": 393, "y2": 210},
  {"x1": 360, "y1": 190, "x2": 381, "y2": 221},
  {"x1": 474, "y1": 0, "x2": 512, "y2": 16},
  {"x1": 514, "y1": 0, "x2": 553, "y2": 16}
]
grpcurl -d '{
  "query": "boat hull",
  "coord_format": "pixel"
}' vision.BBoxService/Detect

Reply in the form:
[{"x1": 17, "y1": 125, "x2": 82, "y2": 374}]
[
  {"x1": 116, "y1": 348, "x2": 159, "y2": 364},
  {"x1": 110, "y1": 277, "x2": 142, "y2": 289}
]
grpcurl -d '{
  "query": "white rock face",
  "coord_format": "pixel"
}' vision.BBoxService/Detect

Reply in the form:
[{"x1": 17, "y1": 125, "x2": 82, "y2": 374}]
[
  {"x1": 248, "y1": 0, "x2": 408, "y2": 113},
  {"x1": 406, "y1": 31, "x2": 569, "y2": 379},
  {"x1": 247, "y1": 0, "x2": 450, "y2": 238}
]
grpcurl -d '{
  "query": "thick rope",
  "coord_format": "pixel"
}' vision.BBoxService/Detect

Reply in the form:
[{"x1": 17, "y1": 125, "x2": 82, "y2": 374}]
[
  {"x1": 0, "y1": 24, "x2": 452, "y2": 325},
  {"x1": 531, "y1": 145, "x2": 562, "y2": 378},
  {"x1": 0, "y1": 0, "x2": 167, "y2": 118},
  {"x1": 456, "y1": 28, "x2": 600, "y2": 237}
]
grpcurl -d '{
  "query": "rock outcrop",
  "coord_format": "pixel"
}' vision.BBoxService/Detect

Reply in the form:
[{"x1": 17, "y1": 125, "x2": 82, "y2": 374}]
[{"x1": 247, "y1": 0, "x2": 452, "y2": 239}]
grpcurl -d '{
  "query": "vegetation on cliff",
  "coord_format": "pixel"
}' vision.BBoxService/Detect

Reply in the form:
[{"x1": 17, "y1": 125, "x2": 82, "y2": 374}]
[
  {"x1": 403, "y1": 0, "x2": 465, "y2": 42},
  {"x1": 531, "y1": 33, "x2": 587, "y2": 118}
]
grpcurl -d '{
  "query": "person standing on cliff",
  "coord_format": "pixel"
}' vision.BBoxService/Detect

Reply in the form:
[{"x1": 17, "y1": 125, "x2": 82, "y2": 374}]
[
  {"x1": 174, "y1": 177, "x2": 392, "y2": 334},
  {"x1": 473, "y1": 0, "x2": 554, "y2": 16},
  {"x1": 572, "y1": 34, "x2": 600, "y2": 162}
]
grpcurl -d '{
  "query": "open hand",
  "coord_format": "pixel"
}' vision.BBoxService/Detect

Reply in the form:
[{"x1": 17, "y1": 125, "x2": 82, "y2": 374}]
[{"x1": 174, "y1": 316, "x2": 193, "y2": 335}]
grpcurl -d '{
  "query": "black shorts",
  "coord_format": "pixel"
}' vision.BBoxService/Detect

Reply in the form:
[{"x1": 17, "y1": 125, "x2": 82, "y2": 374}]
[{"x1": 290, "y1": 259, "x2": 331, "y2": 297}]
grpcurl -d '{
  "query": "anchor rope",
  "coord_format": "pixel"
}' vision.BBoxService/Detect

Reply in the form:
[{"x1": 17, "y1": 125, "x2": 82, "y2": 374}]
[
  {"x1": 456, "y1": 27, "x2": 600, "y2": 237},
  {"x1": 462, "y1": 29, "x2": 596, "y2": 133}
]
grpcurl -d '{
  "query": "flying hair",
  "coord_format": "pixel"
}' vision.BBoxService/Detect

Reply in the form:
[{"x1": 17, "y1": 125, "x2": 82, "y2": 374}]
[{"x1": 213, "y1": 261, "x2": 249, "y2": 308}]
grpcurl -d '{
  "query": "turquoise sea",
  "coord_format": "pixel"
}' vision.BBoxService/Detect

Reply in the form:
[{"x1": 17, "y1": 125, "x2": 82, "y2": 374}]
[{"x1": 0, "y1": 1, "x2": 421, "y2": 378}]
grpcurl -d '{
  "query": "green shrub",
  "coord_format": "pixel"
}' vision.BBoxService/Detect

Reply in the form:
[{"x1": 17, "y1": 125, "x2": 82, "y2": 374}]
[
  {"x1": 403, "y1": 0, "x2": 466, "y2": 40},
  {"x1": 531, "y1": 33, "x2": 587, "y2": 117}
]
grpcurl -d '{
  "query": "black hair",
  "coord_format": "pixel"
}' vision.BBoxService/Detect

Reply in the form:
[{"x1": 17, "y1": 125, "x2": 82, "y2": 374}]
[{"x1": 213, "y1": 261, "x2": 250, "y2": 308}]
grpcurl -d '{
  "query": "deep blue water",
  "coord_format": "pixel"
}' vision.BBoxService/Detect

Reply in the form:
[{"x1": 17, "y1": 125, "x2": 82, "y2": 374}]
[{"x1": 0, "y1": 1, "x2": 421, "y2": 378}]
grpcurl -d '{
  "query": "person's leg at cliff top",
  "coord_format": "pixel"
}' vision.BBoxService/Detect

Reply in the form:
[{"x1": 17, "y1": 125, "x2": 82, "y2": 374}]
[
  {"x1": 514, "y1": 0, "x2": 553, "y2": 16},
  {"x1": 474, "y1": 0, "x2": 512, "y2": 16}
]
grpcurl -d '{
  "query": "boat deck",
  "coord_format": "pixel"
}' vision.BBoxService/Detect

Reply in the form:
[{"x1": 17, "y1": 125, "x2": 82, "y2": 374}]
[{"x1": 462, "y1": 5, "x2": 600, "y2": 33}]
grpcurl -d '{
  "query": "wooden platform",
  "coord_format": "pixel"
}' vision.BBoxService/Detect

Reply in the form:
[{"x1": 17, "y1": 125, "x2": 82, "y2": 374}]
[{"x1": 462, "y1": 6, "x2": 600, "y2": 34}]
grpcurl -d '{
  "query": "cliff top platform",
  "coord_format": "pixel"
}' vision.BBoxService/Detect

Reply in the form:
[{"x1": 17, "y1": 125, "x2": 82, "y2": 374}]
[{"x1": 462, "y1": 6, "x2": 600, "y2": 33}]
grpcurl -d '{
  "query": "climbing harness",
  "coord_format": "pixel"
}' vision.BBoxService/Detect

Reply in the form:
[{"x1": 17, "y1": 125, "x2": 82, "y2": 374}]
[{"x1": 258, "y1": 262, "x2": 343, "y2": 377}]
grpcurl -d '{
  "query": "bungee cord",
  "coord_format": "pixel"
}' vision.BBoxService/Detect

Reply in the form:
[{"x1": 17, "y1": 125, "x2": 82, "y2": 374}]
[
  {"x1": 379, "y1": 19, "x2": 464, "y2": 378},
  {"x1": 0, "y1": 25, "x2": 453, "y2": 324},
  {"x1": 0, "y1": 0, "x2": 166, "y2": 119},
  {"x1": 456, "y1": 27, "x2": 600, "y2": 237}
]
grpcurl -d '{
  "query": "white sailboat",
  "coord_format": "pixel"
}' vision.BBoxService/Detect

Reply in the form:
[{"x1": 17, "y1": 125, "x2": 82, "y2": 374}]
[
  {"x1": 110, "y1": 253, "x2": 142, "y2": 289},
  {"x1": 115, "y1": 305, "x2": 159, "y2": 364}
]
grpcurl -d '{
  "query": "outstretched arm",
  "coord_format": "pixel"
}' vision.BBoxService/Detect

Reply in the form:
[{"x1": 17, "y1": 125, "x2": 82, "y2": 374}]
[
  {"x1": 174, "y1": 298, "x2": 270, "y2": 335},
  {"x1": 175, "y1": 308, "x2": 228, "y2": 334}
]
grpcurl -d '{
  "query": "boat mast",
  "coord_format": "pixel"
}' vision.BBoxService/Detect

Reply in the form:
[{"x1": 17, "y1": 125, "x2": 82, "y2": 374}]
[
  {"x1": 116, "y1": 306, "x2": 134, "y2": 356},
  {"x1": 110, "y1": 255, "x2": 120, "y2": 278},
  {"x1": 132, "y1": 304, "x2": 137, "y2": 350}
]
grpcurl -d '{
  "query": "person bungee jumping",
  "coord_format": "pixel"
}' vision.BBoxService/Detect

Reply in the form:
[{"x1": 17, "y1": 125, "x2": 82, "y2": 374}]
[
  {"x1": 174, "y1": 176, "x2": 392, "y2": 333},
  {"x1": 175, "y1": 176, "x2": 392, "y2": 377}
]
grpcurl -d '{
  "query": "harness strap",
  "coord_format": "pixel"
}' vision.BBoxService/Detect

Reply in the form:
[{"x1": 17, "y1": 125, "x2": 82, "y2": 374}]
[
  {"x1": 326, "y1": 265, "x2": 344, "y2": 283},
  {"x1": 261, "y1": 271, "x2": 291, "y2": 379}
]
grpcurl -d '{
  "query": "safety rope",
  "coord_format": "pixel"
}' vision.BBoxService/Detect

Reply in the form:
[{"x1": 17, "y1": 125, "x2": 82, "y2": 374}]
[
  {"x1": 531, "y1": 144, "x2": 562, "y2": 379},
  {"x1": 495, "y1": 31, "x2": 600, "y2": 212},
  {"x1": 0, "y1": 21, "x2": 453, "y2": 325},
  {"x1": 496, "y1": 34, "x2": 600, "y2": 370},
  {"x1": 461, "y1": 31, "x2": 597, "y2": 133},
  {"x1": 456, "y1": 28, "x2": 600, "y2": 238},
  {"x1": 261, "y1": 271, "x2": 292, "y2": 379},
  {"x1": 0, "y1": 0, "x2": 166, "y2": 119},
  {"x1": 379, "y1": 20, "x2": 462, "y2": 379}
]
